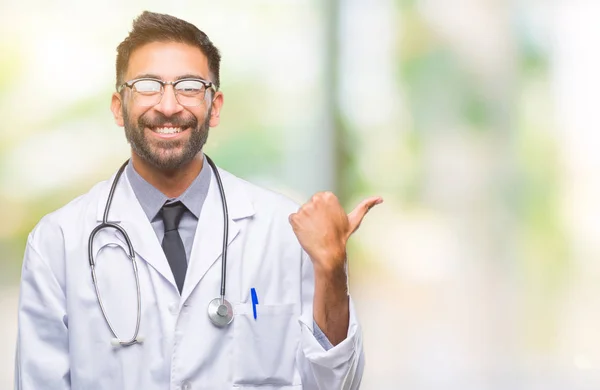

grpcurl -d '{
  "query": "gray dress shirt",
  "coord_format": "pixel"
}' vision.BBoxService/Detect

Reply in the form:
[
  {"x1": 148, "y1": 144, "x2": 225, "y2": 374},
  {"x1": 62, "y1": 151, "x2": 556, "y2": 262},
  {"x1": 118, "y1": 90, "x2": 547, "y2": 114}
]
[{"x1": 125, "y1": 155, "x2": 334, "y2": 351}]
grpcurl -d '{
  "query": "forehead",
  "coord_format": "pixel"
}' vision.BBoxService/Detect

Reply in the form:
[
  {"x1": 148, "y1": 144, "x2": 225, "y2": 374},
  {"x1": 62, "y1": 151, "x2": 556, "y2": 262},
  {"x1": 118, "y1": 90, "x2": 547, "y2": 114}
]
[{"x1": 126, "y1": 41, "x2": 210, "y2": 80}]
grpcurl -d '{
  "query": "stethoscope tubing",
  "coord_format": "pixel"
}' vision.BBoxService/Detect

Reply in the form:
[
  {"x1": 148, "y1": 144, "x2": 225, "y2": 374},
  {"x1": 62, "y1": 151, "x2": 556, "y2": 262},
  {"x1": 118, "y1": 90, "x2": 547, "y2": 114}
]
[
  {"x1": 205, "y1": 156, "x2": 229, "y2": 299},
  {"x1": 88, "y1": 155, "x2": 229, "y2": 347}
]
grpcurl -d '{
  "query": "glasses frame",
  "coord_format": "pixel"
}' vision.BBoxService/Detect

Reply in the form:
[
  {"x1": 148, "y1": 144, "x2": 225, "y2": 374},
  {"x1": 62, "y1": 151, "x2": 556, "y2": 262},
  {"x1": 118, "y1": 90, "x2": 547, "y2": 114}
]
[{"x1": 118, "y1": 77, "x2": 217, "y2": 107}]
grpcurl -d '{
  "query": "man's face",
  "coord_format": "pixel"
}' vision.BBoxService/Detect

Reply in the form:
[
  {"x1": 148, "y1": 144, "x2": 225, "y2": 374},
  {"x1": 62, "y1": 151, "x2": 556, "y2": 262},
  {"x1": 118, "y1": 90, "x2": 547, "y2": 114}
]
[{"x1": 111, "y1": 41, "x2": 223, "y2": 171}]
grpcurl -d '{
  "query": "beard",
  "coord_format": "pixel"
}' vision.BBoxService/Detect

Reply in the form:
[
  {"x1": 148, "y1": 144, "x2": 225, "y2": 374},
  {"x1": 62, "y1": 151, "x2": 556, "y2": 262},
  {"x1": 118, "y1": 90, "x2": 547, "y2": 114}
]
[{"x1": 123, "y1": 105, "x2": 211, "y2": 171}]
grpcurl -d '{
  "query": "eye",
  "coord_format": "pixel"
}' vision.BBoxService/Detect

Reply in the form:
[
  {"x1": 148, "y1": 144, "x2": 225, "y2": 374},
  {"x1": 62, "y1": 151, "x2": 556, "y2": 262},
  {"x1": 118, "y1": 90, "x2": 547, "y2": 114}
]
[
  {"x1": 133, "y1": 80, "x2": 162, "y2": 94},
  {"x1": 175, "y1": 80, "x2": 205, "y2": 95}
]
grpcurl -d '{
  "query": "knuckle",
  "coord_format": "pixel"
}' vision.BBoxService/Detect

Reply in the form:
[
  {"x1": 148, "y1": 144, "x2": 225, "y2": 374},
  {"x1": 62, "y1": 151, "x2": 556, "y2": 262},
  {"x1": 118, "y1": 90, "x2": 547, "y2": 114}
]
[
  {"x1": 312, "y1": 191, "x2": 334, "y2": 202},
  {"x1": 324, "y1": 191, "x2": 337, "y2": 200}
]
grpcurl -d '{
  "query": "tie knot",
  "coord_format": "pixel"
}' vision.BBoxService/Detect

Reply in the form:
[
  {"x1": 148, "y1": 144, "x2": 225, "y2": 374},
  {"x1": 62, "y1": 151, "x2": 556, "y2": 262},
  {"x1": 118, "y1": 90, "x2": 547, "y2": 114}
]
[{"x1": 161, "y1": 201, "x2": 187, "y2": 232}]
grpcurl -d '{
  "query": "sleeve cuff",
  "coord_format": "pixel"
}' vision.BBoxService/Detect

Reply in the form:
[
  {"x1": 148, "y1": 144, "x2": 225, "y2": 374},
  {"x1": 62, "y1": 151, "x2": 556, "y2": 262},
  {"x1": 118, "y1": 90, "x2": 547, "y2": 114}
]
[
  {"x1": 299, "y1": 297, "x2": 361, "y2": 367},
  {"x1": 312, "y1": 320, "x2": 334, "y2": 351}
]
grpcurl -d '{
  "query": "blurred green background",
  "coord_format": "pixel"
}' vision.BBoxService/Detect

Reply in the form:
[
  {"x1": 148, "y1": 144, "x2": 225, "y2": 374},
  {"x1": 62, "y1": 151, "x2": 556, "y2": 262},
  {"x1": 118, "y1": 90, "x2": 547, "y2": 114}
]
[{"x1": 2, "y1": 0, "x2": 600, "y2": 388}]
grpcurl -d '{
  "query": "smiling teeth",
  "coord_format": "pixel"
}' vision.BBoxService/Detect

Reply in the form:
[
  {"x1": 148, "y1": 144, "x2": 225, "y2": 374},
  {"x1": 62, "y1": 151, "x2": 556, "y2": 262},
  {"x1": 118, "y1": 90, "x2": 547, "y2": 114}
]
[{"x1": 155, "y1": 127, "x2": 182, "y2": 134}]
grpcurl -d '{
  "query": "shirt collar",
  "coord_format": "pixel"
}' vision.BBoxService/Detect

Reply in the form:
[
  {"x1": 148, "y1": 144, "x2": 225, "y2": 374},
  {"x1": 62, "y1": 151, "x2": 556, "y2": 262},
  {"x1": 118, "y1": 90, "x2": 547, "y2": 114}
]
[{"x1": 126, "y1": 154, "x2": 211, "y2": 222}]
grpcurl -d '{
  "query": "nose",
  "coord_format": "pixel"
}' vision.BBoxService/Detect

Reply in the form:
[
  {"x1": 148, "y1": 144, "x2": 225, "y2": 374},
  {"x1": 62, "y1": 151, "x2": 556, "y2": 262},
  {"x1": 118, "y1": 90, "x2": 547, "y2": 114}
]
[{"x1": 154, "y1": 85, "x2": 184, "y2": 117}]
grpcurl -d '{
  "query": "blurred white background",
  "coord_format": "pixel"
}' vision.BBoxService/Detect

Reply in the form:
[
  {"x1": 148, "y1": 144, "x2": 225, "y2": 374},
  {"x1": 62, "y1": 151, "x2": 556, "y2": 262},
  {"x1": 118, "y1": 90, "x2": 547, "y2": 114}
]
[{"x1": 1, "y1": 0, "x2": 600, "y2": 388}]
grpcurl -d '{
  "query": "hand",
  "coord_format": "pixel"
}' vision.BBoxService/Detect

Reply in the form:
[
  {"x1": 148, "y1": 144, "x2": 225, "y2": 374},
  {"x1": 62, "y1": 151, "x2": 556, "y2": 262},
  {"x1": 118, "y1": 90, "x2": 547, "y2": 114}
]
[{"x1": 288, "y1": 192, "x2": 383, "y2": 273}]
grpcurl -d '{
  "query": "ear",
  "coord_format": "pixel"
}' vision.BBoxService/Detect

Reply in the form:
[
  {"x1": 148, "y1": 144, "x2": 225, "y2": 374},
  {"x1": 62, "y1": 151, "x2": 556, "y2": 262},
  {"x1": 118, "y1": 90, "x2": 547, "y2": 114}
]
[
  {"x1": 111, "y1": 92, "x2": 125, "y2": 127},
  {"x1": 208, "y1": 91, "x2": 224, "y2": 128}
]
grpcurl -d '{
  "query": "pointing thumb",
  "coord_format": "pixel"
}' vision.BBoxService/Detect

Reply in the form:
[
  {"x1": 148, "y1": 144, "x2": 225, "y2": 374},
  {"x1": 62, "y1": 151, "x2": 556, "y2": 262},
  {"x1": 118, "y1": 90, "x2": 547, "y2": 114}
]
[{"x1": 347, "y1": 196, "x2": 383, "y2": 236}]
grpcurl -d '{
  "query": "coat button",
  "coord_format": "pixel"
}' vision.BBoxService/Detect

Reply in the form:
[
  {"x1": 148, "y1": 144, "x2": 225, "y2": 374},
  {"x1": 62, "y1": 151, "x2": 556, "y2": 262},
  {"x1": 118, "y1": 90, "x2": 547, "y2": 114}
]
[
  {"x1": 182, "y1": 380, "x2": 192, "y2": 390},
  {"x1": 169, "y1": 302, "x2": 178, "y2": 315}
]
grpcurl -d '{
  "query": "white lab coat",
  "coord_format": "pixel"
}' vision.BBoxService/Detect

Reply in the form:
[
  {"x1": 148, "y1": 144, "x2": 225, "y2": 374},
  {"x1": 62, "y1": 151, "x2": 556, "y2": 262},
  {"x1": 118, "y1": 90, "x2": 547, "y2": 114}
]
[{"x1": 14, "y1": 166, "x2": 364, "y2": 390}]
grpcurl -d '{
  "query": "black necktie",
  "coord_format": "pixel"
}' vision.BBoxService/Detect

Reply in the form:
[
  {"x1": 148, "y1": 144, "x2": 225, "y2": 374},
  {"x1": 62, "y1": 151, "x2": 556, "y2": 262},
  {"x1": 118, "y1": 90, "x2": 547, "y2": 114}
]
[{"x1": 161, "y1": 201, "x2": 187, "y2": 294}]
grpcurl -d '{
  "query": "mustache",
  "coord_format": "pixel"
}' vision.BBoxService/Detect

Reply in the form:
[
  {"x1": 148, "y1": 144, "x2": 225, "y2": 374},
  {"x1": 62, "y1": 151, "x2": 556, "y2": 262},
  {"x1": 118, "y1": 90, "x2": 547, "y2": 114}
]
[{"x1": 138, "y1": 112, "x2": 198, "y2": 129}]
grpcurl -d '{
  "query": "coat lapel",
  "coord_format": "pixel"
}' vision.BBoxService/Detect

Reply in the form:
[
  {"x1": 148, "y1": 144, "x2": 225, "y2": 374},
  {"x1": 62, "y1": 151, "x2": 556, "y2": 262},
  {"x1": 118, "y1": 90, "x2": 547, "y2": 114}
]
[
  {"x1": 96, "y1": 170, "x2": 177, "y2": 289},
  {"x1": 180, "y1": 167, "x2": 255, "y2": 303}
]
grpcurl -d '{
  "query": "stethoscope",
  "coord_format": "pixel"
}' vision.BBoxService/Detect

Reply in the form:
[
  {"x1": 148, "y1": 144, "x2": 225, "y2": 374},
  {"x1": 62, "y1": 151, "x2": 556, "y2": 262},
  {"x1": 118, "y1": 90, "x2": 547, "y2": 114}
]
[{"x1": 88, "y1": 155, "x2": 234, "y2": 347}]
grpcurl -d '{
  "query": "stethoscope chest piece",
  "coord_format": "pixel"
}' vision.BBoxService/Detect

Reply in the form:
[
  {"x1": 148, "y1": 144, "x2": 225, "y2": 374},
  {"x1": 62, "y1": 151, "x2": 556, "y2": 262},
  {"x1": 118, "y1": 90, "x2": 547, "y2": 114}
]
[{"x1": 208, "y1": 297, "x2": 234, "y2": 327}]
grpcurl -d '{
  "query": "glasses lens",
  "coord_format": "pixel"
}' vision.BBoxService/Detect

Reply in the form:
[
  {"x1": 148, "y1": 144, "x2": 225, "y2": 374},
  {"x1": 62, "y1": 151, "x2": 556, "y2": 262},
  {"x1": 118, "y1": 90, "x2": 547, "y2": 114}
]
[
  {"x1": 132, "y1": 80, "x2": 162, "y2": 106},
  {"x1": 175, "y1": 80, "x2": 207, "y2": 106}
]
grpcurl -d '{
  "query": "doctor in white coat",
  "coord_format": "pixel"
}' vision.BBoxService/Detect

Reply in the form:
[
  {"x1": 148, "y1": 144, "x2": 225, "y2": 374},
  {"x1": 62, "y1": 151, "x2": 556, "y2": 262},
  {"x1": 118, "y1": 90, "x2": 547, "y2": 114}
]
[{"x1": 14, "y1": 11, "x2": 382, "y2": 390}]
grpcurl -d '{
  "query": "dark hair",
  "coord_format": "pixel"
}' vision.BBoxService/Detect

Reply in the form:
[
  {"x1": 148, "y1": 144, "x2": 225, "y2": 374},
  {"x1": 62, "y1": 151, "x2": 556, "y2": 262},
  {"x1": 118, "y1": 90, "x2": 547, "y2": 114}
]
[{"x1": 115, "y1": 11, "x2": 221, "y2": 90}]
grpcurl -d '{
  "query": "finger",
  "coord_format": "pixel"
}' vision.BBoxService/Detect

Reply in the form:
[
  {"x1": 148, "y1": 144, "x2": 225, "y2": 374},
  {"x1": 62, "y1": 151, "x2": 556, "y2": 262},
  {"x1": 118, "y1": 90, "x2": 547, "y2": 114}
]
[{"x1": 347, "y1": 196, "x2": 383, "y2": 235}]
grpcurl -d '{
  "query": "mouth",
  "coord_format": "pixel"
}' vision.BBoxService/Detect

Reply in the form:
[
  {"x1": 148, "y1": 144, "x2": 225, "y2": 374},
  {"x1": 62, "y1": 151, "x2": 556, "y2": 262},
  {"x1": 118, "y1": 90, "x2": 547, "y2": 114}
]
[{"x1": 147, "y1": 126, "x2": 189, "y2": 139}]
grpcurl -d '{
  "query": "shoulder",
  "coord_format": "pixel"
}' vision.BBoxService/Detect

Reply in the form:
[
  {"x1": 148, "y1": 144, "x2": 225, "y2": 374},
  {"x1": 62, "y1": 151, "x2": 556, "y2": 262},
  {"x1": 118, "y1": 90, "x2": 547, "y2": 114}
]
[
  {"x1": 23, "y1": 178, "x2": 110, "y2": 286},
  {"x1": 215, "y1": 168, "x2": 306, "y2": 263},
  {"x1": 28, "y1": 178, "x2": 110, "y2": 250},
  {"x1": 217, "y1": 168, "x2": 302, "y2": 217}
]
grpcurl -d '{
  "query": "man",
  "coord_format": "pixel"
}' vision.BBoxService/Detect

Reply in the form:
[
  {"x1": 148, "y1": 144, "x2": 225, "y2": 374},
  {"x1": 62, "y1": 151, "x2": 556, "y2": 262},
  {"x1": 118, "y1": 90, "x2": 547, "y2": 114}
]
[{"x1": 14, "y1": 11, "x2": 381, "y2": 390}]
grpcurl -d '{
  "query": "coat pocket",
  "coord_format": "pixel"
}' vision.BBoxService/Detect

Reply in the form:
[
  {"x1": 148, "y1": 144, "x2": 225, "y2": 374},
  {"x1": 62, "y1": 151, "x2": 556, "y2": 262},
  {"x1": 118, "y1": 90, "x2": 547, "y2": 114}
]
[{"x1": 232, "y1": 303, "x2": 301, "y2": 386}]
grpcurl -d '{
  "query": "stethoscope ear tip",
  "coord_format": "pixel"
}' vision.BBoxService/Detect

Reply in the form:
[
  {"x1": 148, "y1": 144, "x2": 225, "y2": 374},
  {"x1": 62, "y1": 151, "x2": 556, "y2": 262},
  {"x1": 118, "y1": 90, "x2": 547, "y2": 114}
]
[{"x1": 110, "y1": 336, "x2": 145, "y2": 347}]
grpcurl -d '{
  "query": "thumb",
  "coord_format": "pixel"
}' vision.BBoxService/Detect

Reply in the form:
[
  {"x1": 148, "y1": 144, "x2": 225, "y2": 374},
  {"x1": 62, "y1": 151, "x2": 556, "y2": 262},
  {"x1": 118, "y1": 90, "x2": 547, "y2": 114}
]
[{"x1": 347, "y1": 196, "x2": 383, "y2": 236}]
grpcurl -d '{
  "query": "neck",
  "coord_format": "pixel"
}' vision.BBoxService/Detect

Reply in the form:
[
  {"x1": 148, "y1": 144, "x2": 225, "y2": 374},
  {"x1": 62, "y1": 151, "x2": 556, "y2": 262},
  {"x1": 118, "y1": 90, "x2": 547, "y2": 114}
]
[{"x1": 131, "y1": 153, "x2": 203, "y2": 198}]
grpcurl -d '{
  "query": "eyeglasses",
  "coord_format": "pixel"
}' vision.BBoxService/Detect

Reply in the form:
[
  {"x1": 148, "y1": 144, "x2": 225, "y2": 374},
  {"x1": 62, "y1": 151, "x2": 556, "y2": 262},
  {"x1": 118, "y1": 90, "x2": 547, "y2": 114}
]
[{"x1": 118, "y1": 78, "x2": 217, "y2": 107}]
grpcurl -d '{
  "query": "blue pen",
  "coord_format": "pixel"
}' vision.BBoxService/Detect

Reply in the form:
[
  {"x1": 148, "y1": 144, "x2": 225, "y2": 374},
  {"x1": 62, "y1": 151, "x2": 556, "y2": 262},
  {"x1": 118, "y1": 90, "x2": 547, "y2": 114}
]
[{"x1": 250, "y1": 288, "x2": 259, "y2": 320}]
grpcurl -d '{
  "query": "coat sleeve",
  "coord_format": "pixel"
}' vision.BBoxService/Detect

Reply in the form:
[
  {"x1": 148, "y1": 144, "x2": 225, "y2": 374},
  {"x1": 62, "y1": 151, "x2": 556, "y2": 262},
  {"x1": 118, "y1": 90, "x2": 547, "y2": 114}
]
[
  {"x1": 15, "y1": 233, "x2": 70, "y2": 389},
  {"x1": 296, "y1": 250, "x2": 365, "y2": 390}
]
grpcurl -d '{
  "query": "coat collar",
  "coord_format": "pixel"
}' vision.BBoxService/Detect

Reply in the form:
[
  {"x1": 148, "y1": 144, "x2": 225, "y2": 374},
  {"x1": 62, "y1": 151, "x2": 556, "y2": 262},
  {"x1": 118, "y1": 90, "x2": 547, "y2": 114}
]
[{"x1": 95, "y1": 163, "x2": 255, "y2": 298}]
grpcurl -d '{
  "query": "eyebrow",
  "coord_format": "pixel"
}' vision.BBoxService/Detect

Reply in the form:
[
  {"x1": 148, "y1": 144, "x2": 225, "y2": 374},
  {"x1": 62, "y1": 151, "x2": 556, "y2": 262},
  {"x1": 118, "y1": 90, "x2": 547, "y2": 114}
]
[
  {"x1": 132, "y1": 73, "x2": 209, "y2": 81},
  {"x1": 175, "y1": 73, "x2": 208, "y2": 81}
]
